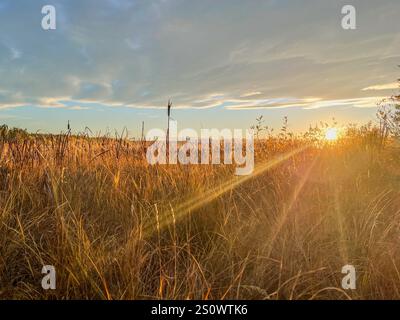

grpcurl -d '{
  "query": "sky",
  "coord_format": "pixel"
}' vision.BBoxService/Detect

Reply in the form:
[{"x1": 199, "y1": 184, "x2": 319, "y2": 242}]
[{"x1": 0, "y1": 0, "x2": 399, "y2": 137}]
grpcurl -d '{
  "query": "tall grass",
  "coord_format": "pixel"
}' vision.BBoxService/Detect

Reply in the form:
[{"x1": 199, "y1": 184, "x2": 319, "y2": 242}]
[{"x1": 0, "y1": 121, "x2": 399, "y2": 300}]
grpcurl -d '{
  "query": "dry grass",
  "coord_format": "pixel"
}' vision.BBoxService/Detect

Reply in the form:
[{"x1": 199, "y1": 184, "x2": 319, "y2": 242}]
[{"x1": 0, "y1": 123, "x2": 399, "y2": 300}]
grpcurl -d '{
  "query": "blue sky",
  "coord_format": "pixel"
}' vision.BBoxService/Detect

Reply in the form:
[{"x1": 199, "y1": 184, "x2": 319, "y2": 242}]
[{"x1": 0, "y1": 0, "x2": 399, "y2": 136}]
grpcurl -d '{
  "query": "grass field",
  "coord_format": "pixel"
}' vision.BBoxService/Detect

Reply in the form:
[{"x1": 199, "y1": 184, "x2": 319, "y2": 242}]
[{"x1": 0, "y1": 117, "x2": 399, "y2": 300}]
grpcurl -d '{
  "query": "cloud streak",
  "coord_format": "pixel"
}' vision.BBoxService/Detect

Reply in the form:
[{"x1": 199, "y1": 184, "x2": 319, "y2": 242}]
[{"x1": 362, "y1": 83, "x2": 399, "y2": 91}]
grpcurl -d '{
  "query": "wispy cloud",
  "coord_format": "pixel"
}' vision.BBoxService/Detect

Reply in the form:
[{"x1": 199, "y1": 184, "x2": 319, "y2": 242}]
[
  {"x1": 10, "y1": 47, "x2": 21, "y2": 60},
  {"x1": 362, "y1": 82, "x2": 399, "y2": 91},
  {"x1": 69, "y1": 105, "x2": 91, "y2": 110},
  {"x1": 240, "y1": 92, "x2": 262, "y2": 98},
  {"x1": 226, "y1": 97, "x2": 384, "y2": 110}
]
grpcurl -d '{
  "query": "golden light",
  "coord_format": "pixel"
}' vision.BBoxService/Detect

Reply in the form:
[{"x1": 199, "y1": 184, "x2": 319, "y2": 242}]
[{"x1": 325, "y1": 128, "x2": 339, "y2": 141}]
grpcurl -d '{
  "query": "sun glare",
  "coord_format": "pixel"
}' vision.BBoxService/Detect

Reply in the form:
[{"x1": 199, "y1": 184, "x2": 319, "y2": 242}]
[{"x1": 325, "y1": 128, "x2": 339, "y2": 141}]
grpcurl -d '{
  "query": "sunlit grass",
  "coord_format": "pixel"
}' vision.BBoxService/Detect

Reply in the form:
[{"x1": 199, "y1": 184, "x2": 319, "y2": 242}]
[{"x1": 0, "y1": 122, "x2": 399, "y2": 300}]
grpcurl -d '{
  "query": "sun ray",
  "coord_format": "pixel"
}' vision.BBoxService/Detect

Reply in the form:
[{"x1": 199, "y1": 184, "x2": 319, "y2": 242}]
[
  {"x1": 143, "y1": 145, "x2": 311, "y2": 238},
  {"x1": 264, "y1": 155, "x2": 319, "y2": 258}
]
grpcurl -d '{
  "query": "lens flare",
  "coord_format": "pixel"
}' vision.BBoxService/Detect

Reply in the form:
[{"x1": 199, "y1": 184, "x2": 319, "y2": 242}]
[{"x1": 325, "y1": 128, "x2": 339, "y2": 141}]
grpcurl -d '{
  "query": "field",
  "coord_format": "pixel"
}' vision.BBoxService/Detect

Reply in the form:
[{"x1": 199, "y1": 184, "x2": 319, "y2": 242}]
[{"x1": 0, "y1": 120, "x2": 399, "y2": 300}]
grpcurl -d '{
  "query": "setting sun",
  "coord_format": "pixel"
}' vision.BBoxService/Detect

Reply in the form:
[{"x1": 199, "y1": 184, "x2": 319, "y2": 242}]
[{"x1": 325, "y1": 128, "x2": 339, "y2": 141}]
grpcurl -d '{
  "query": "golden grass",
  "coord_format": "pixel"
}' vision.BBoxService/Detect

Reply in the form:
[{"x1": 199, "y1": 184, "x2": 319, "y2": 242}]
[{"x1": 0, "y1": 126, "x2": 399, "y2": 300}]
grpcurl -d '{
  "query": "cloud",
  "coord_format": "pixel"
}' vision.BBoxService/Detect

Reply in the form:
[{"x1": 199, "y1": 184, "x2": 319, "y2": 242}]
[
  {"x1": 124, "y1": 37, "x2": 142, "y2": 51},
  {"x1": 226, "y1": 96, "x2": 384, "y2": 110},
  {"x1": 303, "y1": 97, "x2": 384, "y2": 109},
  {"x1": 0, "y1": 0, "x2": 398, "y2": 115},
  {"x1": 69, "y1": 106, "x2": 91, "y2": 110},
  {"x1": 362, "y1": 82, "x2": 399, "y2": 91},
  {"x1": 10, "y1": 47, "x2": 21, "y2": 60},
  {"x1": 0, "y1": 91, "x2": 386, "y2": 113},
  {"x1": 240, "y1": 92, "x2": 262, "y2": 98}
]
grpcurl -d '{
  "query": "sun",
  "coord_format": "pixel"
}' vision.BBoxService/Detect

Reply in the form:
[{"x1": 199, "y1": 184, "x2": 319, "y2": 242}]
[{"x1": 325, "y1": 128, "x2": 339, "y2": 141}]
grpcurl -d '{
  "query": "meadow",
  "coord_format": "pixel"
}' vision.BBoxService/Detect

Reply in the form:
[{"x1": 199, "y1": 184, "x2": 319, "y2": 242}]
[{"x1": 0, "y1": 110, "x2": 399, "y2": 300}]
